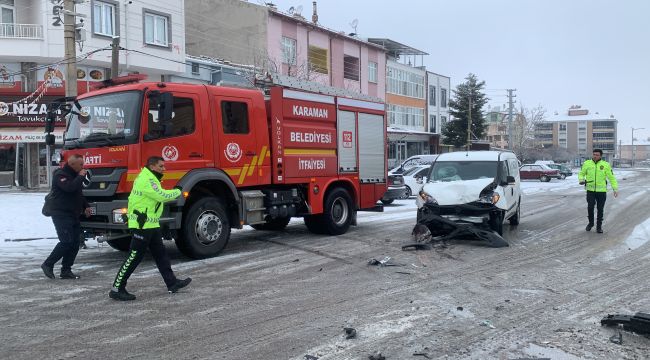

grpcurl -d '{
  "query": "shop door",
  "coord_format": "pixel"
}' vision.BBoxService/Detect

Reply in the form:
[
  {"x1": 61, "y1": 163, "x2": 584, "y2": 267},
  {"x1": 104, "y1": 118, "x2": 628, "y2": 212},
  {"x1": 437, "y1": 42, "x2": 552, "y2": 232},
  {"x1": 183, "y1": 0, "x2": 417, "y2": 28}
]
[{"x1": 396, "y1": 142, "x2": 407, "y2": 165}]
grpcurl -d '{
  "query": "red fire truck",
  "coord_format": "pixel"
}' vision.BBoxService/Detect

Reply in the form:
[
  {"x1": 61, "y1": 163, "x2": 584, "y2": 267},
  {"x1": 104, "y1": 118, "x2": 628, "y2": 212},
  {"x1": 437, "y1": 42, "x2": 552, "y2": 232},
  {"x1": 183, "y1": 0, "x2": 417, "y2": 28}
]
[{"x1": 47, "y1": 76, "x2": 387, "y2": 258}]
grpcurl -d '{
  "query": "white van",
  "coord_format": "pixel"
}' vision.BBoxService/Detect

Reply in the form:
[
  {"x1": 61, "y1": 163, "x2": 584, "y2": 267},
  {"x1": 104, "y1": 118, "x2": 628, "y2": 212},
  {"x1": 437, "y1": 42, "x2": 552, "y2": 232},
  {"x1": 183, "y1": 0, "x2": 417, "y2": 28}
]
[
  {"x1": 389, "y1": 154, "x2": 438, "y2": 174},
  {"x1": 417, "y1": 151, "x2": 521, "y2": 235}
]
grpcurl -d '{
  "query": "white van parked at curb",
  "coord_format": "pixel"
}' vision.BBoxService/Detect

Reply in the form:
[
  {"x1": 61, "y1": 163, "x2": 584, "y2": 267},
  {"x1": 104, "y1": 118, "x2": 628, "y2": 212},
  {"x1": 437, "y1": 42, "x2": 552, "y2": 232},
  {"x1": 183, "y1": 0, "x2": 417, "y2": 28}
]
[{"x1": 417, "y1": 151, "x2": 522, "y2": 235}]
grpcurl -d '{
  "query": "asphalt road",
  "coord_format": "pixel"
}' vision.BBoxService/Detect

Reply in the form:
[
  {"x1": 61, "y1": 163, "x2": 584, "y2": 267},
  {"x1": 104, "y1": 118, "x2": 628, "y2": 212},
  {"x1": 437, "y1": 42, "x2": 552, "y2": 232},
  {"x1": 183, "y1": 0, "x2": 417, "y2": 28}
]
[{"x1": 2, "y1": 171, "x2": 650, "y2": 359}]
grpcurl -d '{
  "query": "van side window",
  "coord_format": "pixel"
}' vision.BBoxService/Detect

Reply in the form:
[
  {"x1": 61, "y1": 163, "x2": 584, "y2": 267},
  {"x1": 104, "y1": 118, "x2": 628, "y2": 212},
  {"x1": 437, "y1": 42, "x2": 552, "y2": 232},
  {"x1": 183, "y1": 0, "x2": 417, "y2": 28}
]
[
  {"x1": 147, "y1": 97, "x2": 195, "y2": 139},
  {"x1": 508, "y1": 159, "x2": 519, "y2": 178},
  {"x1": 222, "y1": 101, "x2": 249, "y2": 134}
]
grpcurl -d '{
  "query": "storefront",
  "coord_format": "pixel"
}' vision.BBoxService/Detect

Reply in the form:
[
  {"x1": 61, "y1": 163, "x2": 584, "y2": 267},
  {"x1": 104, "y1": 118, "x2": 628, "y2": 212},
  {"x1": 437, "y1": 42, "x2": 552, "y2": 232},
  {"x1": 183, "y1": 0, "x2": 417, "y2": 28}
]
[
  {"x1": 0, "y1": 96, "x2": 65, "y2": 188},
  {"x1": 387, "y1": 128, "x2": 434, "y2": 169}
]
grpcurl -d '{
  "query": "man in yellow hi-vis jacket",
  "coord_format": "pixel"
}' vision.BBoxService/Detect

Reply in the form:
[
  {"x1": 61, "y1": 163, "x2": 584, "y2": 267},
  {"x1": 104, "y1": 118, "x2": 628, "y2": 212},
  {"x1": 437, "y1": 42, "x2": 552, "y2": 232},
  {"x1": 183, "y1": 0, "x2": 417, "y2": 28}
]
[
  {"x1": 109, "y1": 156, "x2": 191, "y2": 301},
  {"x1": 578, "y1": 149, "x2": 618, "y2": 234}
]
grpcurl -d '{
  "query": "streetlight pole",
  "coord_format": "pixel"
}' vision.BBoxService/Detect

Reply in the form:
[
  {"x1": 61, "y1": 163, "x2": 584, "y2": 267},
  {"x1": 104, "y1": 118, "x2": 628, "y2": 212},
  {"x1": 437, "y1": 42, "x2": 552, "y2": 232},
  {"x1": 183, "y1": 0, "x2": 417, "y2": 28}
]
[
  {"x1": 467, "y1": 93, "x2": 472, "y2": 151},
  {"x1": 632, "y1": 127, "x2": 645, "y2": 168}
]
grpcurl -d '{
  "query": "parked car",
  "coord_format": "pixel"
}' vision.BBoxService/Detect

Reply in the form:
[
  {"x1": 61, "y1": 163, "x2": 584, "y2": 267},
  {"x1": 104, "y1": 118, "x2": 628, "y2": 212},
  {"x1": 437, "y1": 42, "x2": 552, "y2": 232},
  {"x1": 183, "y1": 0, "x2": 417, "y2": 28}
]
[
  {"x1": 380, "y1": 173, "x2": 407, "y2": 205},
  {"x1": 389, "y1": 154, "x2": 438, "y2": 174},
  {"x1": 417, "y1": 150, "x2": 522, "y2": 236},
  {"x1": 519, "y1": 164, "x2": 560, "y2": 182},
  {"x1": 402, "y1": 165, "x2": 430, "y2": 198},
  {"x1": 545, "y1": 163, "x2": 572, "y2": 179}
]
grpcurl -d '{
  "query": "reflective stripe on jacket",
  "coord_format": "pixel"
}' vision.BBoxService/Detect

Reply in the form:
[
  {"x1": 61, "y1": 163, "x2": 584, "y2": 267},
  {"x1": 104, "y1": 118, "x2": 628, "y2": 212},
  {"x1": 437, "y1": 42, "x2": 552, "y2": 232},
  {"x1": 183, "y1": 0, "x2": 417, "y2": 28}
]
[
  {"x1": 578, "y1": 159, "x2": 618, "y2": 192},
  {"x1": 127, "y1": 167, "x2": 181, "y2": 229}
]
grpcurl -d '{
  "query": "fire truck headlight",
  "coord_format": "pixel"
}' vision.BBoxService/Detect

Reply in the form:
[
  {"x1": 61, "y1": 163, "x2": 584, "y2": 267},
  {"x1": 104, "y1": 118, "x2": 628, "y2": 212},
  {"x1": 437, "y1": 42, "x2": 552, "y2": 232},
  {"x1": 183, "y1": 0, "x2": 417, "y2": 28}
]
[{"x1": 112, "y1": 208, "x2": 128, "y2": 223}]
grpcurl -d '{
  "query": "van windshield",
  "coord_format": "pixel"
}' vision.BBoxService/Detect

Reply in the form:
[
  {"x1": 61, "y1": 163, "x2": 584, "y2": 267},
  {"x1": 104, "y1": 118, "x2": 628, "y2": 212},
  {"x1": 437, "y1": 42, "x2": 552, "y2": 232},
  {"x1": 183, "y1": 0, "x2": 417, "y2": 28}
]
[{"x1": 429, "y1": 161, "x2": 497, "y2": 182}]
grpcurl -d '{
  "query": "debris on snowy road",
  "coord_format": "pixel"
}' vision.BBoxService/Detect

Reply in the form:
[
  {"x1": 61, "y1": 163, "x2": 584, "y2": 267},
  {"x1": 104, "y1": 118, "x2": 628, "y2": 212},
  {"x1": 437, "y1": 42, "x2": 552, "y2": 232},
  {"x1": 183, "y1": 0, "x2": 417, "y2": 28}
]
[
  {"x1": 304, "y1": 355, "x2": 319, "y2": 360},
  {"x1": 601, "y1": 312, "x2": 650, "y2": 334},
  {"x1": 609, "y1": 331, "x2": 623, "y2": 345},
  {"x1": 368, "y1": 352, "x2": 386, "y2": 360},
  {"x1": 480, "y1": 320, "x2": 496, "y2": 329},
  {"x1": 413, "y1": 209, "x2": 509, "y2": 248},
  {"x1": 343, "y1": 327, "x2": 356, "y2": 339},
  {"x1": 368, "y1": 256, "x2": 402, "y2": 267}
]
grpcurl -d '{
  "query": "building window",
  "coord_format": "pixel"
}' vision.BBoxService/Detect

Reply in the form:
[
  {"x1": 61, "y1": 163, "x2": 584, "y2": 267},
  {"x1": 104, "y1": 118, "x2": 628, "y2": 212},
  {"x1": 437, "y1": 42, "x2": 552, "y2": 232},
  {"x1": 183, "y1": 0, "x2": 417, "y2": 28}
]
[
  {"x1": 368, "y1": 61, "x2": 378, "y2": 83},
  {"x1": 222, "y1": 101, "x2": 249, "y2": 134},
  {"x1": 144, "y1": 10, "x2": 170, "y2": 47},
  {"x1": 93, "y1": 1, "x2": 116, "y2": 37},
  {"x1": 559, "y1": 124, "x2": 567, "y2": 131},
  {"x1": 191, "y1": 62, "x2": 200, "y2": 75},
  {"x1": 387, "y1": 66, "x2": 424, "y2": 98},
  {"x1": 1, "y1": 0, "x2": 14, "y2": 24},
  {"x1": 429, "y1": 115, "x2": 437, "y2": 133},
  {"x1": 281, "y1": 36, "x2": 296, "y2": 65},
  {"x1": 343, "y1": 55, "x2": 359, "y2": 81},
  {"x1": 441, "y1": 88, "x2": 447, "y2": 108},
  {"x1": 429, "y1": 85, "x2": 436, "y2": 105},
  {"x1": 308, "y1": 46, "x2": 328, "y2": 74},
  {"x1": 387, "y1": 104, "x2": 424, "y2": 129}
]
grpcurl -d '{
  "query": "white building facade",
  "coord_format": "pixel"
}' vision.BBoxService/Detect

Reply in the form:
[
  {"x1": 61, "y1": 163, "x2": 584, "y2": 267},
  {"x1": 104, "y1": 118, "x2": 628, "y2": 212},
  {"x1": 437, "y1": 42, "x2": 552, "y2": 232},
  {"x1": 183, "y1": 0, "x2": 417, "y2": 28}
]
[{"x1": 0, "y1": 0, "x2": 186, "y2": 188}]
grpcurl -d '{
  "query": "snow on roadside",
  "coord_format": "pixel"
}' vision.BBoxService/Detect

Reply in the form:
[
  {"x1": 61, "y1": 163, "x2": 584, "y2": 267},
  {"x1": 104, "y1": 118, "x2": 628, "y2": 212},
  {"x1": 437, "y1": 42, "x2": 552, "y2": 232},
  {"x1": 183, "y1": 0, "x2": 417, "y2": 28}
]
[
  {"x1": 0, "y1": 192, "x2": 56, "y2": 241},
  {"x1": 593, "y1": 216, "x2": 650, "y2": 264},
  {"x1": 520, "y1": 169, "x2": 638, "y2": 195}
]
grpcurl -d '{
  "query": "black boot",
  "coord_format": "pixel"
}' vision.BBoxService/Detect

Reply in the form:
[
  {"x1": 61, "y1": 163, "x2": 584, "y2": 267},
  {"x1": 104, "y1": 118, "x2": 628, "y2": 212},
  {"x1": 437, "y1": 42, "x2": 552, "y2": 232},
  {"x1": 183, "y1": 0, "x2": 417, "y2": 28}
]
[
  {"x1": 596, "y1": 221, "x2": 603, "y2": 233},
  {"x1": 109, "y1": 288, "x2": 136, "y2": 301},
  {"x1": 41, "y1": 263, "x2": 55, "y2": 279},
  {"x1": 168, "y1": 277, "x2": 192, "y2": 293},
  {"x1": 586, "y1": 223, "x2": 593, "y2": 231},
  {"x1": 60, "y1": 270, "x2": 80, "y2": 279}
]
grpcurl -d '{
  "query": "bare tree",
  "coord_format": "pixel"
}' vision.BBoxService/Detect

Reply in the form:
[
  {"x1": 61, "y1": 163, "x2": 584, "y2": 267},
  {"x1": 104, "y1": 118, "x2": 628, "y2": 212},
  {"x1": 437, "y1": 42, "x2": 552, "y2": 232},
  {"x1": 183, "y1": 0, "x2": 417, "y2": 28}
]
[{"x1": 512, "y1": 104, "x2": 547, "y2": 161}]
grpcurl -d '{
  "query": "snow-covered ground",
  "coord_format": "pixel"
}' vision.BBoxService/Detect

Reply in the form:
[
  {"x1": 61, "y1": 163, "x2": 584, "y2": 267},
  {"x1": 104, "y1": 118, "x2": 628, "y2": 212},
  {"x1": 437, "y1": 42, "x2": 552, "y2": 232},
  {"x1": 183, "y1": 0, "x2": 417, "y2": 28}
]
[{"x1": 520, "y1": 170, "x2": 638, "y2": 195}]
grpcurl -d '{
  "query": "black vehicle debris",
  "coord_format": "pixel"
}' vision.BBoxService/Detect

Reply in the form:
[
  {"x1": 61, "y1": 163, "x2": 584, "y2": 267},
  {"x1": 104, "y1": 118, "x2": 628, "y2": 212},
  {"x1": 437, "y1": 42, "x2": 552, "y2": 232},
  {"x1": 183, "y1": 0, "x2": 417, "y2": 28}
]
[
  {"x1": 403, "y1": 204, "x2": 509, "y2": 249},
  {"x1": 344, "y1": 327, "x2": 357, "y2": 339},
  {"x1": 601, "y1": 312, "x2": 650, "y2": 335}
]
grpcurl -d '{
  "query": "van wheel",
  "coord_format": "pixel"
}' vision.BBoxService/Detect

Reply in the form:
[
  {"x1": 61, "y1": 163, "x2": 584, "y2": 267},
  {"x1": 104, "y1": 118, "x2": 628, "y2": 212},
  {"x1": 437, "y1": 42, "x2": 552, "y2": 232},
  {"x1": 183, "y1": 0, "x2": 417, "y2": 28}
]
[
  {"x1": 380, "y1": 199, "x2": 394, "y2": 205},
  {"x1": 540, "y1": 175, "x2": 549, "y2": 182},
  {"x1": 489, "y1": 212, "x2": 504, "y2": 235},
  {"x1": 251, "y1": 217, "x2": 291, "y2": 231},
  {"x1": 176, "y1": 197, "x2": 230, "y2": 259},
  {"x1": 509, "y1": 201, "x2": 521, "y2": 225},
  {"x1": 107, "y1": 237, "x2": 131, "y2": 251}
]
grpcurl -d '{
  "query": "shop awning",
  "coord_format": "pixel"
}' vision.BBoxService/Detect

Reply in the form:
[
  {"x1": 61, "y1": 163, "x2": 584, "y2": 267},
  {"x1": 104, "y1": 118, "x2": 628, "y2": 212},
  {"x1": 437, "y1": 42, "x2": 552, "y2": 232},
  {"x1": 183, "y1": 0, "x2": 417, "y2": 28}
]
[{"x1": 0, "y1": 128, "x2": 64, "y2": 143}]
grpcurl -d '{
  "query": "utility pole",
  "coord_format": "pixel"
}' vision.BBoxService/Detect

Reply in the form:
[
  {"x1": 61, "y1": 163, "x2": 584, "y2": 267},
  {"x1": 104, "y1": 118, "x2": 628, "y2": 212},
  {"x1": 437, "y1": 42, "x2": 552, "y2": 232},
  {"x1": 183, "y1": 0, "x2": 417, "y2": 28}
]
[
  {"x1": 507, "y1": 89, "x2": 516, "y2": 150},
  {"x1": 467, "y1": 94, "x2": 472, "y2": 151},
  {"x1": 63, "y1": 0, "x2": 77, "y2": 99},
  {"x1": 111, "y1": 36, "x2": 120, "y2": 79}
]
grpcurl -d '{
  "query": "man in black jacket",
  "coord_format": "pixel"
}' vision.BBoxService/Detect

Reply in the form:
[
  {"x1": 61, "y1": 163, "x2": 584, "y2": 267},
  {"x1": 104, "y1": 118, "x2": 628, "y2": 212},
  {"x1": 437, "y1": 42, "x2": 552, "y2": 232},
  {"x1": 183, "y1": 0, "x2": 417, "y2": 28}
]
[{"x1": 41, "y1": 154, "x2": 92, "y2": 279}]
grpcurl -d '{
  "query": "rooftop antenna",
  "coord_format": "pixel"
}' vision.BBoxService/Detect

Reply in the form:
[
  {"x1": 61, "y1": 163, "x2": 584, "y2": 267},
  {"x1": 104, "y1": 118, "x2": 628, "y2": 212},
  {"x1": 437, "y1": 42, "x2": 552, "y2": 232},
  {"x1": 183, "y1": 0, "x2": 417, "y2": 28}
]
[
  {"x1": 295, "y1": 5, "x2": 303, "y2": 16},
  {"x1": 287, "y1": 6, "x2": 294, "y2": 14},
  {"x1": 350, "y1": 19, "x2": 358, "y2": 34}
]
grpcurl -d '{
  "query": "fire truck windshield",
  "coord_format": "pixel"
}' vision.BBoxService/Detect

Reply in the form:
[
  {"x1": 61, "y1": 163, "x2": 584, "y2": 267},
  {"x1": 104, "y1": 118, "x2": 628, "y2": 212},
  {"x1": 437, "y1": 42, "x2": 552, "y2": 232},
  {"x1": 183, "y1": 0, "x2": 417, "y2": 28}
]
[{"x1": 64, "y1": 90, "x2": 143, "y2": 149}]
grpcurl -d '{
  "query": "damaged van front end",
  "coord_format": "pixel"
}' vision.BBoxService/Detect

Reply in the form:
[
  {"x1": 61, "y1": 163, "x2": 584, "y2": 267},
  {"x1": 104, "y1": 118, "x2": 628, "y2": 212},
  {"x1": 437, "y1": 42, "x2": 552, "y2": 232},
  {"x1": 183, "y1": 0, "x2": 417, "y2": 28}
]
[{"x1": 415, "y1": 178, "x2": 509, "y2": 247}]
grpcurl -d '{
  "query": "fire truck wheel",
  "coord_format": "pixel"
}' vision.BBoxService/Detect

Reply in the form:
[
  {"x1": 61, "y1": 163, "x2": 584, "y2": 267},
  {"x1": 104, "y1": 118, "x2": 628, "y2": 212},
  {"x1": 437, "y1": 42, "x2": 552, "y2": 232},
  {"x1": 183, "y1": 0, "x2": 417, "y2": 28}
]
[
  {"x1": 176, "y1": 197, "x2": 230, "y2": 259},
  {"x1": 107, "y1": 237, "x2": 131, "y2": 251},
  {"x1": 250, "y1": 217, "x2": 291, "y2": 231},
  {"x1": 304, "y1": 215, "x2": 325, "y2": 234},
  {"x1": 322, "y1": 187, "x2": 354, "y2": 235}
]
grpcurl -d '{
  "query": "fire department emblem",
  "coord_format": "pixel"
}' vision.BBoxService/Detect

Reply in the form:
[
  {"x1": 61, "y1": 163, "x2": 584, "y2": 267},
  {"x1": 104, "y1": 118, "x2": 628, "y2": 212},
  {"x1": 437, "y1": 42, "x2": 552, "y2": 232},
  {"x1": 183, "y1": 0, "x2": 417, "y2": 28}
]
[
  {"x1": 0, "y1": 102, "x2": 8, "y2": 116},
  {"x1": 162, "y1": 145, "x2": 179, "y2": 161},
  {"x1": 224, "y1": 142, "x2": 242, "y2": 163}
]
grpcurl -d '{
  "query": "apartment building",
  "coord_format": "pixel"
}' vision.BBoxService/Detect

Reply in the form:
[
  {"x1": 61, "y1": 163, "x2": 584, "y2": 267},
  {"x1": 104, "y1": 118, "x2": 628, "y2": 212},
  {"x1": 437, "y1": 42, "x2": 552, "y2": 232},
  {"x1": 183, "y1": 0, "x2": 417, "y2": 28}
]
[
  {"x1": 426, "y1": 71, "x2": 450, "y2": 153},
  {"x1": 535, "y1": 105, "x2": 617, "y2": 163},
  {"x1": 0, "y1": 0, "x2": 186, "y2": 188}
]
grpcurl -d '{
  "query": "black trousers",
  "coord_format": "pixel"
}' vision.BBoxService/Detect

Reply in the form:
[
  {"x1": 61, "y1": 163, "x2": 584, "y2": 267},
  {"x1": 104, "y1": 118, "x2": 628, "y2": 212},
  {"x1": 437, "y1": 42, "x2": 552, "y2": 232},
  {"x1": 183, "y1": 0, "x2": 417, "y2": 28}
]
[
  {"x1": 586, "y1": 191, "x2": 607, "y2": 227},
  {"x1": 112, "y1": 228, "x2": 177, "y2": 291},
  {"x1": 44, "y1": 216, "x2": 81, "y2": 272}
]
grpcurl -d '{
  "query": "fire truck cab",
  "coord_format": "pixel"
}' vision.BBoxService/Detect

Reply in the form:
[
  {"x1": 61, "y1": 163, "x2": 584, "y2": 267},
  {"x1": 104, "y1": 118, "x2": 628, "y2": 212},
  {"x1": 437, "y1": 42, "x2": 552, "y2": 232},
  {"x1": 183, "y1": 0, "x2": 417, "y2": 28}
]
[{"x1": 53, "y1": 77, "x2": 387, "y2": 258}]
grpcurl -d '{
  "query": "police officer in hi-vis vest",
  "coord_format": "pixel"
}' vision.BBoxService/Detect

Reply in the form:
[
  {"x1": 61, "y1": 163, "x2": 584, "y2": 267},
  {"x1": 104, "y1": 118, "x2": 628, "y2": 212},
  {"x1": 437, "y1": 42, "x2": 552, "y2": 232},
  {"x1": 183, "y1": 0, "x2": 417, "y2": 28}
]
[
  {"x1": 578, "y1": 148, "x2": 618, "y2": 234},
  {"x1": 109, "y1": 156, "x2": 191, "y2": 301}
]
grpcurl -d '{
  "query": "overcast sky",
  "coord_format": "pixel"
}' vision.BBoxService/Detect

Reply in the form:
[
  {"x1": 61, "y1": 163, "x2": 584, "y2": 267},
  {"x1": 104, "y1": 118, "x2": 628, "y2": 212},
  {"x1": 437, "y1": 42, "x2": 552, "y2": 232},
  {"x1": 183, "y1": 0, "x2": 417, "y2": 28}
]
[{"x1": 264, "y1": 0, "x2": 650, "y2": 143}]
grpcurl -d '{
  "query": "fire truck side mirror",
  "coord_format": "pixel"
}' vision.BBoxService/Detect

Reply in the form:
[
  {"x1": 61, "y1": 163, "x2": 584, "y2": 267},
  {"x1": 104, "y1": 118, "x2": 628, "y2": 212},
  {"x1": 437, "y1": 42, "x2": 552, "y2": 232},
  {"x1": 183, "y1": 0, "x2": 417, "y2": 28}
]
[{"x1": 158, "y1": 92, "x2": 173, "y2": 122}]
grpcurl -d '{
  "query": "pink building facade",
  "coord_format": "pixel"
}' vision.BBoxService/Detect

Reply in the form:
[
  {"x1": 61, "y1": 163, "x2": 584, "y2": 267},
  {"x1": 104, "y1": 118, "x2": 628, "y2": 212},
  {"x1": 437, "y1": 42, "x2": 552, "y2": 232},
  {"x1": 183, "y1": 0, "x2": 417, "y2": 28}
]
[{"x1": 266, "y1": 10, "x2": 386, "y2": 100}]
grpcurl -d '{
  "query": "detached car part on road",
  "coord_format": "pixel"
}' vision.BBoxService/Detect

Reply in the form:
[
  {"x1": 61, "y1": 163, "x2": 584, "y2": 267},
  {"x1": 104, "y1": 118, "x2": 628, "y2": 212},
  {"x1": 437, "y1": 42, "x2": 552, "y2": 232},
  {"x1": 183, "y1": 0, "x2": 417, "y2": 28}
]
[{"x1": 414, "y1": 151, "x2": 522, "y2": 247}]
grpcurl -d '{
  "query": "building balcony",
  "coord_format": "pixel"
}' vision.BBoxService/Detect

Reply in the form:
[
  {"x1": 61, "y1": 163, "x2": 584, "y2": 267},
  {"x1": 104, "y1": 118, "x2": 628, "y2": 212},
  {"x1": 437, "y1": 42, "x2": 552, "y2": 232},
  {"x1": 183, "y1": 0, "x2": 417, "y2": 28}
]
[{"x1": 0, "y1": 23, "x2": 43, "y2": 39}]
